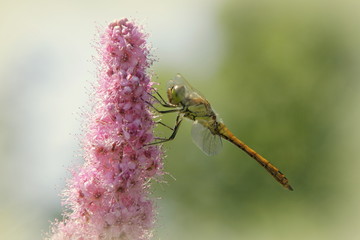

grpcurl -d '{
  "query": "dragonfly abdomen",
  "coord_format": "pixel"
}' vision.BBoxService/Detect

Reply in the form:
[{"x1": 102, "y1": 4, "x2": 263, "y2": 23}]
[{"x1": 217, "y1": 123, "x2": 293, "y2": 191}]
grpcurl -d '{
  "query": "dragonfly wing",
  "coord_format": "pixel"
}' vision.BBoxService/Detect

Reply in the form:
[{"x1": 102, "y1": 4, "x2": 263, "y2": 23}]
[{"x1": 191, "y1": 121, "x2": 223, "y2": 156}]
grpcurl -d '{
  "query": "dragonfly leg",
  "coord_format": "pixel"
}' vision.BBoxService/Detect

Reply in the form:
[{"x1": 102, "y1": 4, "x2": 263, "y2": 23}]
[
  {"x1": 146, "y1": 100, "x2": 182, "y2": 114},
  {"x1": 151, "y1": 87, "x2": 174, "y2": 107},
  {"x1": 147, "y1": 88, "x2": 174, "y2": 108},
  {"x1": 147, "y1": 114, "x2": 183, "y2": 145},
  {"x1": 155, "y1": 120, "x2": 174, "y2": 130}
]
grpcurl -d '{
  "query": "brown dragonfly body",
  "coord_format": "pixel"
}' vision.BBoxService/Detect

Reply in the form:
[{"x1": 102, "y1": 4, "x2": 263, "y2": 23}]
[{"x1": 149, "y1": 74, "x2": 293, "y2": 191}]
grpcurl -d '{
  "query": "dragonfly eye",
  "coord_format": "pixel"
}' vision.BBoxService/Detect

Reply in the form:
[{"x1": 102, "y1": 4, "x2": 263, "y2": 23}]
[{"x1": 167, "y1": 85, "x2": 185, "y2": 105}]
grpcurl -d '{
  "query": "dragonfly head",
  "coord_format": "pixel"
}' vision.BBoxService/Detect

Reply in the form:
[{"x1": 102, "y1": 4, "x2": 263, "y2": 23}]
[{"x1": 167, "y1": 85, "x2": 186, "y2": 106}]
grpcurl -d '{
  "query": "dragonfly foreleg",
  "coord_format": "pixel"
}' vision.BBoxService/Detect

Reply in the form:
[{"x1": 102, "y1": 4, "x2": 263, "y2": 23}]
[
  {"x1": 151, "y1": 87, "x2": 170, "y2": 104},
  {"x1": 147, "y1": 88, "x2": 174, "y2": 108},
  {"x1": 147, "y1": 114, "x2": 183, "y2": 145}
]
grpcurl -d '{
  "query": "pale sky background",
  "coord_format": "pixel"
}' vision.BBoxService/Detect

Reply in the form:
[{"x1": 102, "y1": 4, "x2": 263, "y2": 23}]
[{"x1": 1, "y1": 0, "x2": 360, "y2": 239}]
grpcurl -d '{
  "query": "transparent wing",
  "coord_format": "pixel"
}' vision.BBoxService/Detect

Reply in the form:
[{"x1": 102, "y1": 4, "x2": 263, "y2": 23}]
[
  {"x1": 167, "y1": 73, "x2": 206, "y2": 100},
  {"x1": 191, "y1": 121, "x2": 223, "y2": 156}
]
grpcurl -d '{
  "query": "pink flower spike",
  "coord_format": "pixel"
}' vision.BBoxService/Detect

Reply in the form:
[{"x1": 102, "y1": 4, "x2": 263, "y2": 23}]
[{"x1": 47, "y1": 19, "x2": 163, "y2": 240}]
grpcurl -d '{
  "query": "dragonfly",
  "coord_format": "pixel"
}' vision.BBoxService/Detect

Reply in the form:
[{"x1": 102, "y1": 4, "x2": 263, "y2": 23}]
[{"x1": 148, "y1": 74, "x2": 293, "y2": 191}]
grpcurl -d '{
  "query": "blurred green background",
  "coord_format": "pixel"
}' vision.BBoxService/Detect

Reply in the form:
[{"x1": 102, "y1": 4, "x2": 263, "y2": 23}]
[{"x1": 1, "y1": 0, "x2": 359, "y2": 239}]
